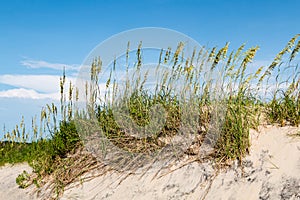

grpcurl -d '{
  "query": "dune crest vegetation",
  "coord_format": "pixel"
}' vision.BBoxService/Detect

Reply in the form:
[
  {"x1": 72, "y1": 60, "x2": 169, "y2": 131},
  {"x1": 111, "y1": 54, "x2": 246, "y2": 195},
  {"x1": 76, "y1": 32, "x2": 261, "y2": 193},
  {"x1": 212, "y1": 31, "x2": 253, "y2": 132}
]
[{"x1": 1, "y1": 34, "x2": 299, "y2": 199}]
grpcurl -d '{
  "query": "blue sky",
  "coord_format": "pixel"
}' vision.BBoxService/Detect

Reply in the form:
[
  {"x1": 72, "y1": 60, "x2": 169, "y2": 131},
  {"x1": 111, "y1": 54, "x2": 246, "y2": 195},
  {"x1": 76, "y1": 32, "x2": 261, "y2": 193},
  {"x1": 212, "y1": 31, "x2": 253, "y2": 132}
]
[{"x1": 0, "y1": 0, "x2": 299, "y2": 134}]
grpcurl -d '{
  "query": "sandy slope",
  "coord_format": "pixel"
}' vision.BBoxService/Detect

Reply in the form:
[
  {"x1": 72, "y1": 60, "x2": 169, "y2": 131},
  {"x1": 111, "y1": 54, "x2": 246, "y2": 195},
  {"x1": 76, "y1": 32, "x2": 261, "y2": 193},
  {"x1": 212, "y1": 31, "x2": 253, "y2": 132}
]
[
  {"x1": 205, "y1": 126, "x2": 300, "y2": 200},
  {"x1": 0, "y1": 163, "x2": 32, "y2": 200},
  {"x1": 61, "y1": 125, "x2": 300, "y2": 200},
  {"x1": 1, "y1": 125, "x2": 300, "y2": 200}
]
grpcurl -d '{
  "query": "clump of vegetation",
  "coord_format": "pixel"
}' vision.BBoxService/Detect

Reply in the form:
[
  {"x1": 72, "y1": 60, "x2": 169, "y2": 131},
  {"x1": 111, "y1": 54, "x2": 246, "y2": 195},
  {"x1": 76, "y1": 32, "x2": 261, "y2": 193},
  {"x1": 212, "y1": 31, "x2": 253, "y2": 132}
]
[
  {"x1": 16, "y1": 170, "x2": 31, "y2": 189},
  {"x1": 0, "y1": 35, "x2": 299, "y2": 199}
]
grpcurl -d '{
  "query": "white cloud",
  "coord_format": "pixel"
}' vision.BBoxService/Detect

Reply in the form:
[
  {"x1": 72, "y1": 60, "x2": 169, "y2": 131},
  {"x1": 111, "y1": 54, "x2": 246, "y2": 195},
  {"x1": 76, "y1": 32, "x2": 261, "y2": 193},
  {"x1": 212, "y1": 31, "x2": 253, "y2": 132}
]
[
  {"x1": 0, "y1": 88, "x2": 60, "y2": 100},
  {"x1": 0, "y1": 74, "x2": 77, "y2": 100},
  {"x1": 21, "y1": 58, "x2": 79, "y2": 71},
  {"x1": 0, "y1": 74, "x2": 76, "y2": 93}
]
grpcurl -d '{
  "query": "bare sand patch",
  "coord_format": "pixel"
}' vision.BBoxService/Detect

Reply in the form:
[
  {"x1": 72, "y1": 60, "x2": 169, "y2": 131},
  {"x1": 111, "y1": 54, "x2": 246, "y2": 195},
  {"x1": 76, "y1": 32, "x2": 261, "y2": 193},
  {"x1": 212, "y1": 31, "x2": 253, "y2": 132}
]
[{"x1": 0, "y1": 163, "x2": 32, "y2": 200}]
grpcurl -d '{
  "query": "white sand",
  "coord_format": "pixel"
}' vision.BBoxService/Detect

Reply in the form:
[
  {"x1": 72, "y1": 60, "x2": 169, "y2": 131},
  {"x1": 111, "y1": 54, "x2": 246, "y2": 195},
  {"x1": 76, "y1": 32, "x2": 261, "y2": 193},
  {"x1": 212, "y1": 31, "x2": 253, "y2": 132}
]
[
  {"x1": 205, "y1": 125, "x2": 300, "y2": 200},
  {"x1": 1, "y1": 125, "x2": 300, "y2": 200},
  {"x1": 0, "y1": 163, "x2": 32, "y2": 200},
  {"x1": 62, "y1": 125, "x2": 300, "y2": 200}
]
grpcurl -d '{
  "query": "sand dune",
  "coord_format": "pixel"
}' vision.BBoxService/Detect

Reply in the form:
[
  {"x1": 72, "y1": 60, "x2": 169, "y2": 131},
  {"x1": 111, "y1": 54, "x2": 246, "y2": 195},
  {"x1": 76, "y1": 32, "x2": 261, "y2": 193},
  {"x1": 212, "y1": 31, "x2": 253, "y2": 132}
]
[
  {"x1": 1, "y1": 125, "x2": 299, "y2": 200},
  {"x1": 61, "y1": 126, "x2": 300, "y2": 200}
]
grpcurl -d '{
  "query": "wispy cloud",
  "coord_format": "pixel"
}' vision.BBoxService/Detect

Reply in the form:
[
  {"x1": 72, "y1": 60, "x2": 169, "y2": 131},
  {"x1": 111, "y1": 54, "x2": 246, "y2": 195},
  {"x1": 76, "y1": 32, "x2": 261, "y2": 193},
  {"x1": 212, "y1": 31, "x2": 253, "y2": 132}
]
[
  {"x1": 21, "y1": 58, "x2": 79, "y2": 71},
  {"x1": 0, "y1": 74, "x2": 68, "y2": 93},
  {"x1": 0, "y1": 74, "x2": 76, "y2": 100},
  {"x1": 0, "y1": 88, "x2": 60, "y2": 100}
]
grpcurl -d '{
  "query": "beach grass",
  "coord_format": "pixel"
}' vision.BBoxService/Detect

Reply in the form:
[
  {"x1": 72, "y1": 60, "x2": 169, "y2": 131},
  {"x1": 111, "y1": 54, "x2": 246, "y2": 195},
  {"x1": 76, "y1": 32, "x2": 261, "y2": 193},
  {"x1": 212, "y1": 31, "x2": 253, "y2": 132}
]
[{"x1": 0, "y1": 34, "x2": 299, "y2": 199}]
